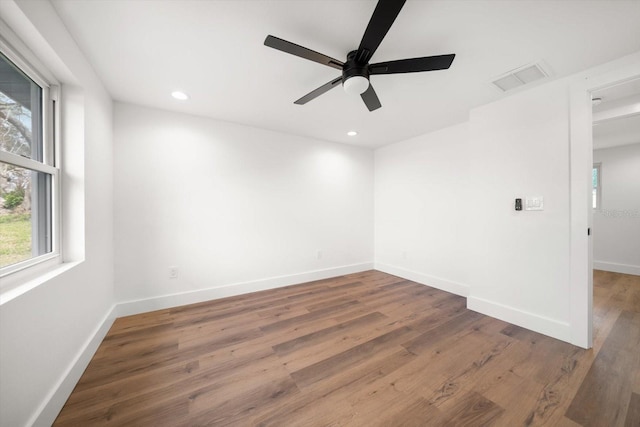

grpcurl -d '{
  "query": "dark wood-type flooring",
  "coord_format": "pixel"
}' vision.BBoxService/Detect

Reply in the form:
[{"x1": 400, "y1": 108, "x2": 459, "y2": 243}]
[{"x1": 55, "y1": 269, "x2": 640, "y2": 426}]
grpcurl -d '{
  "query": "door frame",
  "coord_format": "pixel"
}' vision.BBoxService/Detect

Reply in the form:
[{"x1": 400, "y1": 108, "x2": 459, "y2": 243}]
[{"x1": 569, "y1": 52, "x2": 640, "y2": 348}]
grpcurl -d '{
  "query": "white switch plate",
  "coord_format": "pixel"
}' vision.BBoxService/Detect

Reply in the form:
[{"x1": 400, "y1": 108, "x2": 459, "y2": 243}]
[{"x1": 525, "y1": 196, "x2": 544, "y2": 211}]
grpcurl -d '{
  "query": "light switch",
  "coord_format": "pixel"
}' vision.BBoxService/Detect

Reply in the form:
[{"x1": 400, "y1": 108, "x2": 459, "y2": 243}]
[{"x1": 525, "y1": 196, "x2": 544, "y2": 211}]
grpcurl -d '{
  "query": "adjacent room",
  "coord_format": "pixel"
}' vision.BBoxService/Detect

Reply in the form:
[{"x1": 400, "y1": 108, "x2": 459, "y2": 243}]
[{"x1": 1, "y1": 0, "x2": 639, "y2": 425}]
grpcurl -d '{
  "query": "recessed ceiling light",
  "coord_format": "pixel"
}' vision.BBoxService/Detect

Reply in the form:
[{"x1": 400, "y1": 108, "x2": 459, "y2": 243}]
[
  {"x1": 592, "y1": 97, "x2": 603, "y2": 106},
  {"x1": 347, "y1": 131, "x2": 358, "y2": 136},
  {"x1": 171, "y1": 91, "x2": 189, "y2": 100}
]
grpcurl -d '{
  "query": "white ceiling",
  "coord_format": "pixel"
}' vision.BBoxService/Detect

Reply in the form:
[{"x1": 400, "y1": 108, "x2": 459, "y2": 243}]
[
  {"x1": 593, "y1": 78, "x2": 640, "y2": 150},
  {"x1": 52, "y1": 0, "x2": 640, "y2": 148},
  {"x1": 593, "y1": 114, "x2": 640, "y2": 150}
]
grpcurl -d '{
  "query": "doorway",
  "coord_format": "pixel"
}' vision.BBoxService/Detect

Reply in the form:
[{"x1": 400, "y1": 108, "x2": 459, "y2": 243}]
[
  {"x1": 591, "y1": 79, "x2": 640, "y2": 275},
  {"x1": 588, "y1": 79, "x2": 640, "y2": 350},
  {"x1": 569, "y1": 54, "x2": 640, "y2": 349}
]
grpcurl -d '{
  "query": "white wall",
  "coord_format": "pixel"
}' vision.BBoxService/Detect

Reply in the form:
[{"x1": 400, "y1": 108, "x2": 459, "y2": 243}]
[
  {"x1": 593, "y1": 142, "x2": 640, "y2": 275},
  {"x1": 375, "y1": 123, "x2": 470, "y2": 296},
  {"x1": 0, "y1": 1, "x2": 115, "y2": 426},
  {"x1": 114, "y1": 103, "x2": 374, "y2": 309},
  {"x1": 375, "y1": 79, "x2": 574, "y2": 342},
  {"x1": 466, "y1": 79, "x2": 572, "y2": 340}
]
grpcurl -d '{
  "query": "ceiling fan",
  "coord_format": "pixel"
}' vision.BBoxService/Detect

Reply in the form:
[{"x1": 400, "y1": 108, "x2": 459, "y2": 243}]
[{"x1": 264, "y1": 0, "x2": 455, "y2": 112}]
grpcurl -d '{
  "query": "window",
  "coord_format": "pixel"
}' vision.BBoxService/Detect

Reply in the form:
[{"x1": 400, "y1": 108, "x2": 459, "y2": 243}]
[
  {"x1": 0, "y1": 45, "x2": 59, "y2": 276},
  {"x1": 592, "y1": 163, "x2": 601, "y2": 209}
]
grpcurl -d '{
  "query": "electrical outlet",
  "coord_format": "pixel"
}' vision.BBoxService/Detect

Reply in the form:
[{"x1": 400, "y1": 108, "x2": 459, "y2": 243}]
[{"x1": 169, "y1": 266, "x2": 178, "y2": 279}]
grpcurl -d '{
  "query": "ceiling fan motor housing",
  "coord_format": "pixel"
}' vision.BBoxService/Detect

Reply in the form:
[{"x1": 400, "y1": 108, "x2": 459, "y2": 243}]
[
  {"x1": 342, "y1": 50, "x2": 370, "y2": 95},
  {"x1": 343, "y1": 50, "x2": 370, "y2": 83}
]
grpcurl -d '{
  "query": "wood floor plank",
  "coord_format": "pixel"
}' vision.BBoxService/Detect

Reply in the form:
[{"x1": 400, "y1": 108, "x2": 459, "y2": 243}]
[
  {"x1": 259, "y1": 299, "x2": 359, "y2": 333},
  {"x1": 178, "y1": 324, "x2": 264, "y2": 350},
  {"x1": 56, "y1": 347, "x2": 275, "y2": 425},
  {"x1": 625, "y1": 392, "x2": 640, "y2": 427},
  {"x1": 108, "y1": 309, "x2": 174, "y2": 335},
  {"x1": 437, "y1": 390, "x2": 505, "y2": 426},
  {"x1": 54, "y1": 269, "x2": 640, "y2": 426},
  {"x1": 289, "y1": 325, "x2": 417, "y2": 388},
  {"x1": 402, "y1": 309, "x2": 485, "y2": 355},
  {"x1": 253, "y1": 348, "x2": 416, "y2": 426},
  {"x1": 347, "y1": 381, "x2": 424, "y2": 425},
  {"x1": 472, "y1": 368, "x2": 545, "y2": 426},
  {"x1": 634, "y1": 358, "x2": 640, "y2": 395},
  {"x1": 376, "y1": 397, "x2": 444, "y2": 427},
  {"x1": 271, "y1": 311, "x2": 386, "y2": 356},
  {"x1": 59, "y1": 359, "x2": 201, "y2": 415},
  {"x1": 424, "y1": 338, "x2": 513, "y2": 408},
  {"x1": 271, "y1": 319, "x2": 398, "y2": 373},
  {"x1": 565, "y1": 310, "x2": 640, "y2": 426}
]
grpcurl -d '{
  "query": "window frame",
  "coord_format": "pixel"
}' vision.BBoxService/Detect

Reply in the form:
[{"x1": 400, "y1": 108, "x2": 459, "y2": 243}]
[
  {"x1": 0, "y1": 36, "x2": 61, "y2": 280},
  {"x1": 592, "y1": 162, "x2": 601, "y2": 210}
]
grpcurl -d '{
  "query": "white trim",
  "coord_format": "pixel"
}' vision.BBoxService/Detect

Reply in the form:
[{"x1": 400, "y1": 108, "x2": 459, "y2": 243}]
[
  {"x1": 568, "y1": 51, "x2": 640, "y2": 349},
  {"x1": 0, "y1": 32, "x2": 52, "y2": 89},
  {"x1": 0, "y1": 30, "x2": 61, "y2": 282},
  {"x1": 117, "y1": 262, "x2": 374, "y2": 317},
  {"x1": 569, "y1": 74, "x2": 594, "y2": 349},
  {"x1": 467, "y1": 296, "x2": 572, "y2": 344},
  {"x1": 0, "y1": 151, "x2": 57, "y2": 174},
  {"x1": 29, "y1": 304, "x2": 118, "y2": 427},
  {"x1": 0, "y1": 261, "x2": 80, "y2": 305},
  {"x1": 373, "y1": 263, "x2": 469, "y2": 297},
  {"x1": 593, "y1": 261, "x2": 640, "y2": 276},
  {"x1": 0, "y1": 251, "x2": 60, "y2": 283}
]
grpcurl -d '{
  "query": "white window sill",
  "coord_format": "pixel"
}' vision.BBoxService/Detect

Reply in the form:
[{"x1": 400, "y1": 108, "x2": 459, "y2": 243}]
[{"x1": 0, "y1": 260, "x2": 82, "y2": 305}]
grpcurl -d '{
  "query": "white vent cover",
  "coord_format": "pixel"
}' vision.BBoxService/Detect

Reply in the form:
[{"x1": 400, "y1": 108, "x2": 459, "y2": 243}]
[{"x1": 492, "y1": 63, "x2": 548, "y2": 92}]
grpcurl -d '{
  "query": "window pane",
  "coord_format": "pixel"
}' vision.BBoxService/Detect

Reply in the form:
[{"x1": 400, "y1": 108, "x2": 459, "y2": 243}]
[
  {"x1": 592, "y1": 167, "x2": 598, "y2": 188},
  {"x1": 0, "y1": 52, "x2": 43, "y2": 161},
  {"x1": 0, "y1": 162, "x2": 51, "y2": 267},
  {"x1": 593, "y1": 188, "x2": 597, "y2": 209}
]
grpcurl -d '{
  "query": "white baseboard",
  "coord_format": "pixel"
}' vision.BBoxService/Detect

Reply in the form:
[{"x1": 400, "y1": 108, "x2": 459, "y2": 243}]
[
  {"x1": 375, "y1": 263, "x2": 575, "y2": 345},
  {"x1": 467, "y1": 295, "x2": 572, "y2": 344},
  {"x1": 31, "y1": 304, "x2": 118, "y2": 427},
  {"x1": 374, "y1": 263, "x2": 469, "y2": 297},
  {"x1": 117, "y1": 262, "x2": 374, "y2": 317},
  {"x1": 593, "y1": 260, "x2": 640, "y2": 276}
]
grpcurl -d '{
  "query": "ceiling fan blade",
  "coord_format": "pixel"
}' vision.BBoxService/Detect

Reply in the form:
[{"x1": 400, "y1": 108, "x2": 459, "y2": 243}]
[
  {"x1": 370, "y1": 54, "x2": 455, "y2": 75},
  {"x1": 361, "y1": 84, "x2": 382, "y2": 111},
  {"x1": 294, "y1": 77, "x2": 343, "y2": 105},
  {"x1": 356, "y1": 0, "x2": 407, "y2": 64},
  {"x1": 265, "y1": 35, "x2": 343, "y2": 70}
]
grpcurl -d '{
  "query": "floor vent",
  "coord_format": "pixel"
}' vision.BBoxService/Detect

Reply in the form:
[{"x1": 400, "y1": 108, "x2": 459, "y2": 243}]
[{"x1": 492, "y1": 63, "x2": 548, "y2": 92}]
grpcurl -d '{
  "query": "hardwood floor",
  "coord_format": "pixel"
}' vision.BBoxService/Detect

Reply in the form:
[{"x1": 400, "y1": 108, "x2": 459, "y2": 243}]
[{"x1": 54, "y1": 269, "x2": 640, "y2": 426}]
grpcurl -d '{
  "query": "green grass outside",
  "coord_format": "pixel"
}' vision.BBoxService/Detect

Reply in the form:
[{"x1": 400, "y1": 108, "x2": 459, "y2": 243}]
[{"x1": 0, "y1": 213, "x2": 32, "y2": 267}]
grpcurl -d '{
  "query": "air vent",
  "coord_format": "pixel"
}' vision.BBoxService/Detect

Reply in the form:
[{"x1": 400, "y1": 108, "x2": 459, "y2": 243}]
[{"x1": 492, "y1": 63, "x2": 549, "y2": 92}]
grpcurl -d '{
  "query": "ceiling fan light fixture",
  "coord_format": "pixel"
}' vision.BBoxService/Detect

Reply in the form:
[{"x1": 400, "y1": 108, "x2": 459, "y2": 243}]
[{"x1": 343, "y1": 76, "x2": 369, "y2": 96}]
